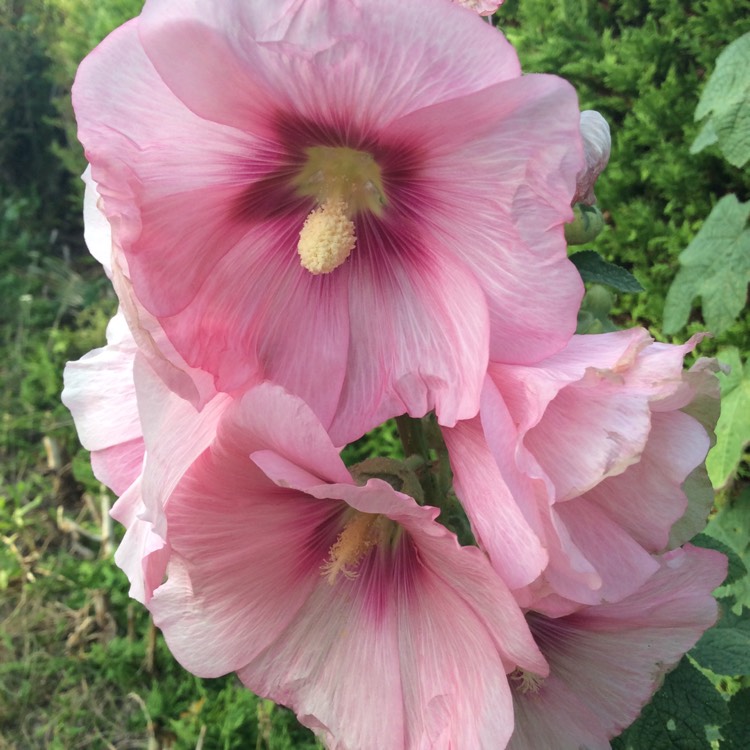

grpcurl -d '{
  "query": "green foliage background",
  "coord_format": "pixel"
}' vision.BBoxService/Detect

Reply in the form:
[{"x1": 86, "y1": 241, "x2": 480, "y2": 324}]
[{"x1": 1, "y1": 0, "x2": 748, "y2": 747}]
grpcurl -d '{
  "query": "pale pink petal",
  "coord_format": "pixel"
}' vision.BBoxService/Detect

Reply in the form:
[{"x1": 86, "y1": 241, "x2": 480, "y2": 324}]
[
  {"x1": 551, "y1": 501, "x2": 660, "y2": 606},
  {"x1": 133, "y1": 355, "x2": 231, "y2": 542},
  {"x1": 138, "y1": 0, "x2": 520, "y2": 135},
  {"x1": 585, "y1": 410, "x2": 709, "y2": 551},
  {"x1": 386, "y1": 74, "x2": 584, "y2": 364},
  {"x1": 455, "y1": 0, "x2": 502, "y2": 16},
  {"x1": 509, "y1": 545, "x2": 725, "y2": 750},
  {"x1": 329, "y1": 246, "x2": 489, "y2": 443},
  {"x1": 112, "y1": 479, "x2": 169, "y2": 604},
  {"x1": 62, "y1": 311, "x2": 145, "y2": 494},
  {"x1": 442, "y1": 418, "x2": 547, "y2": 589}
]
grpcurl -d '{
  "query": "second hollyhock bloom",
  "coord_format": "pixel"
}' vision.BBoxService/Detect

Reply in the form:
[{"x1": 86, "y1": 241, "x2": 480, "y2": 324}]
[
  {"x1": 73, "y1": 0, "x2": 584, "y2": 444},
  {"x1": 444, "y1": 328, "x2": 720, "y2": 613},
  {"x1": 132, "y1": 377, "x2": 548, "y2": 750},
  {"x1": 508, "y1": 544, "x2": 726, "y2": 750}
]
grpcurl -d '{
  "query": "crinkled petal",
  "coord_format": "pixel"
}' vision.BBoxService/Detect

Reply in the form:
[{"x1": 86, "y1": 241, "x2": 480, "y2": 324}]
[
  {"x1": 329, "y1": 244, "x2": 489, "y2": 442},
  {"x1": 138, "y1": 0, "x2": 520, "y2": 136},
  {"x1": 62, "y1": 311, "x2": 145, "y2": 493},
  {"x1": 442, "y1": 418, "x2": 546, "y2": 589}
]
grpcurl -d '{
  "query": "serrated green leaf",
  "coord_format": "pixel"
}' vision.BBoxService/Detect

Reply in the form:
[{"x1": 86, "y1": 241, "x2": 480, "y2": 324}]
[
  {"x1": 705, "y1": 490, "x2": 750, "y2": 610},
  {"x1": 612, "y1": 658, "x2": 729, "y2": 750},
  {"x1": 691, "y1": 534, "x2": 746, "y2": 587},
  {"x1": 691, "y1": 32, "x2": 750, "y2": 168},
  {"x1": 569, "y1": 249, "x2": 644, "y2": 292},
  {"x1": 722, "y1": 689, "x2": 750, "y2": 749},
  {"x1": 705, "y1": 348, "x2": 750, "y2": 489},
  {"x1": 691, "y1": 606, "x2": 750, "y2": 676},
  {"x1": 663, "y1": 196, "x2": 750, "y2": 335}
]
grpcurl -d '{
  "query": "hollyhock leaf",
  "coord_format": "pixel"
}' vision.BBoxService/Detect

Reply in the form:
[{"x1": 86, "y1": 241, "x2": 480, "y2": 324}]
[
  {"x1": 569, "y1": 249, "x2": 643, "y2": 292},
  {"x1": 691, "y1": 534, "x2": 746, "y2": 587},
  {"x1": 705, "y1": 488, "x2": 750, "y2": 610},
  {"x1": 690, "y1": 605, "x2": 750, "y2": 676},
  {"x1": 705, "y1": 347, "x2": 750, "y2": 490},
  {"x1": 663, "y1": 195, "x2": 750, "y2": 336},
  {"x1": 612, "y1": 657, "x2": 729, "y2": 750},
  {"x1": 691, "y1": 32, "x2": 750, "y2": 168},
  {"x1": 723, "y1": 689, "x2": 750, "y2": 749}
]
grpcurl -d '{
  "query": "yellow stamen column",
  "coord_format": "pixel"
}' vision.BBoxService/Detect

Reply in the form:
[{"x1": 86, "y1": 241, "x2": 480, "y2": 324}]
[{"x1": 297, "y1": 198, "x2": 357, "y2": 275}]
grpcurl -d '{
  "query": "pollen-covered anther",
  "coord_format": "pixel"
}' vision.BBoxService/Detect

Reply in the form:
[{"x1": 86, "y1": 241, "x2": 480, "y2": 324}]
[
  {"x1": 297, "y1": 198, "x2": 356, "y2": 275},
  {"x1": 321, "y1": 512, "x2": 384, "y2": 585},
  {"x1": 509, "y1": 667, "x2": 545, "y2": 695}
]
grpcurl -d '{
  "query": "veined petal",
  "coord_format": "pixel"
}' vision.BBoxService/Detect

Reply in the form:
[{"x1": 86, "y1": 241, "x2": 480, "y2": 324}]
[
  {"x1": 385, "y1": 74, "x2": 585, "y2": 364},
  {"x1": 329, "y1": 236, "x2": 490, "y2": 443},
  {"x1": 138, "y1": 0, "x2": 520, "y2": 136},
  {"x1": 442, "y1": 418, "x2": 547, "y2": 589}
]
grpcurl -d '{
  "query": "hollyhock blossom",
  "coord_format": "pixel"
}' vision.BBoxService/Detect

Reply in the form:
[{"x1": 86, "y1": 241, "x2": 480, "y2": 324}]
[
  {"x1": 508, "y1": 545, "x2": 726, "y2": 750},
  {"x1": 444, "y1": 328, "x2": 719, "y2": 613},
  {"x1": 143, "y1": 378, "x2": 548, "y2": 750},
  {"x1": 73, "y1": 0, "x2": 584, "y2": 444}
]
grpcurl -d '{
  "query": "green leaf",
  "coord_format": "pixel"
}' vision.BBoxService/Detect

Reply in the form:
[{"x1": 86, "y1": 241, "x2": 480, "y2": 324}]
[
  {"x1": 691, "y1": 605, "x2": 750, "y2": 676},
  {"x1": 612, "y1": 658, "x2": 729, "y2": 750},
  {"x1": 705, "y1": 489, "x2": 750, "y2": 610},
  {"x1": 663, "y1": 195, "x2": 750, "y2": 335},
  {"x1": 705, "y1": 348, "x2": 750, "y2": 490},
  {"x1": 691, "y1": 533, "x2": 746, "y2": 587},
  {"x1": 722, "y1": 689, "x2": 750, "y2": 749},
  {"x1": 691, "y1": 32, "x2": 750, "y2": 168},
  {"x1": 569, "y1": 250, "x2": 643, "y2": 292}
]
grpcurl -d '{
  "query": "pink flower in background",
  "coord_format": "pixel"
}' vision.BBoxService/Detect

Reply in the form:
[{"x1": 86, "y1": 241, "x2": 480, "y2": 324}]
[
  {"x1": 73, "y1": 0, "x2": 584, "y2": 444},
  {"x1": 508, "y1": 545, "x2": 726, "y2": 750},
  {"x1": 444, "y1": 328, "x2": 719, "y2": 613},
  {"x1": 145, "y1": 380, "x2": 547, "y2": 750}
]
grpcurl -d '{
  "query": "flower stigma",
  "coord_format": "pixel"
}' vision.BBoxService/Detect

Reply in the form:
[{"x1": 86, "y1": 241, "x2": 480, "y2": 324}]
[
  {"x1": 321, "y1": 511, "x2": 392, "y2": 585},
  {"x1": 509, "y1": 667, "x2": 545, "y2": 695},
  {"x1": 295, "y1": 146, "x2": 386, "y2": 275}
]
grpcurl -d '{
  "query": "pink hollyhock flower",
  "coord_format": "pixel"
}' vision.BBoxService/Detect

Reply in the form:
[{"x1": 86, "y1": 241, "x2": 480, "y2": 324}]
[
  {"x1": 73, "y1": 0, "x2": 584, "y2": 444},
  {"x1": 142, "y1": 377, "x2": 548, "y2": 750},
  {"x1": 444, "y1": 328, "x2": 720, "y2": 613},
  {"x1": 573, "y1": 110, "x2": 611, "y2": 205},
  {"x1": 508, "y1": 544, "x2": 726, "y2": 749}
]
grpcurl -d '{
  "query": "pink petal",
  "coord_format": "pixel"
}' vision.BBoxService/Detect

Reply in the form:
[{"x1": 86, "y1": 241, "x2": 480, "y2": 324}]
[
  {"x1": 386, "y1": 74, "x2": 584, "y2": 364},
  {"x1": 138, "y1": 0, "x2": 520, "y2": 136},
  {"x1": 442, "y1": 418, "x2": 547, "y2": 589},
  {"x1": 62, "y1": 311, "x2": 145, "y2": 494},
  {"x1": 329, "y1": 245, "x2": 490, "y2": 443}
]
